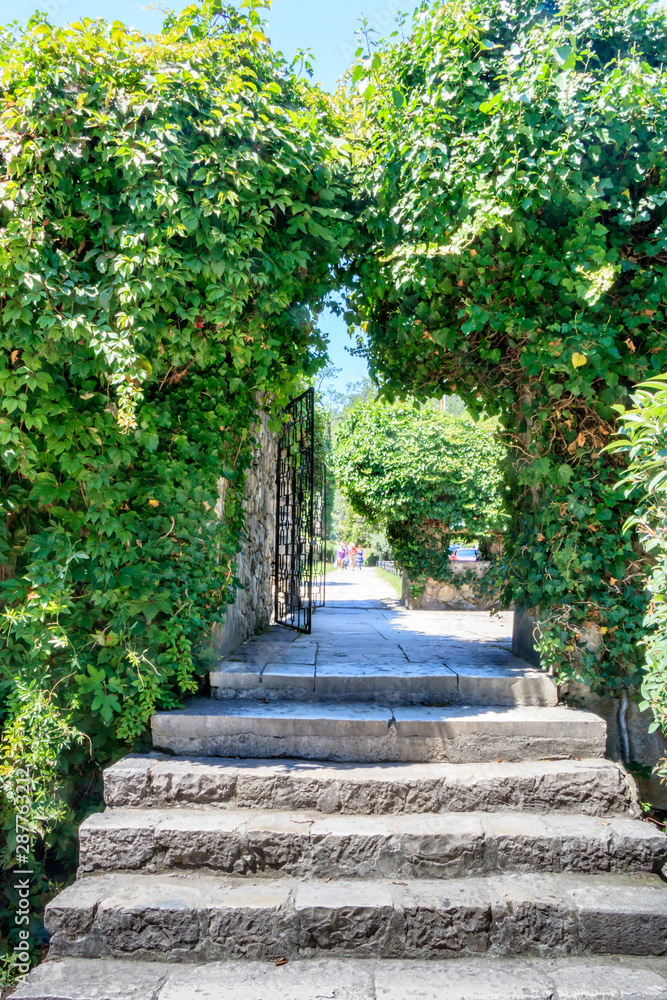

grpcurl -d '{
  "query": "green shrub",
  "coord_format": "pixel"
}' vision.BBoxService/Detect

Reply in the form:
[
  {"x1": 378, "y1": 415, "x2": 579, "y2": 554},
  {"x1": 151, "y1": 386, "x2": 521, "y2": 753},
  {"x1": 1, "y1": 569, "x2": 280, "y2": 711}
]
[{"x1": 0, "y1": 1, "x2": 350, "y2": 964}]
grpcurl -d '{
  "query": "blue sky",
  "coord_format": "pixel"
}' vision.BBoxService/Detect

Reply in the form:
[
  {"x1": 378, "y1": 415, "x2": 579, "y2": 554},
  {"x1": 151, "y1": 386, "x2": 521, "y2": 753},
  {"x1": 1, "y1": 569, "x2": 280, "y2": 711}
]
[
  {"x1": 10, "y1": 0, "x2": 400, "y2": 91},
  {"x1": 320, "y1": 302, "x2": 370, "y2": 395},
  {"x1": 9, "y1": 0, "x2": 383, "y2": 391}
]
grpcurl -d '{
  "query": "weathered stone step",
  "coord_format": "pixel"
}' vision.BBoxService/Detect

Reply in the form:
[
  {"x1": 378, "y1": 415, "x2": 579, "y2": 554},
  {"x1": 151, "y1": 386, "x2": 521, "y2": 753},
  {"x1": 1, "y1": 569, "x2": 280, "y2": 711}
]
[
  {"x1": 78, "y1": 806, "x2": 666, "y2": 878},
  {"x1": 105, "y1": 754, "x2": 639, "y2": 816},
  {"x1": 12, "y1": 955, "x2": 667, "y2": 1000},
  {"x1": 209, "y1": 658, "x2": 558, "y2": 707},
  {"x1": 45, "y1": 871, "x2": 667, "y2": 962},
  {"x1": 151, "y1": 698, "x2": 607, "y2": 763}
]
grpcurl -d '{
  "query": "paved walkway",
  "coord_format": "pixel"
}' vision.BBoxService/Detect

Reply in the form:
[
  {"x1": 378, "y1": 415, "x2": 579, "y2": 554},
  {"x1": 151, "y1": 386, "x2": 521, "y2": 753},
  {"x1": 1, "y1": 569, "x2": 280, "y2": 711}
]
[
  {"x1": 313, "y1": 567, "x2": 514, "y2": 667},
  {"x1": 211, "y1": 568, "x2": 525, "y2": 700},
  {"x1": 198, "y1": 568, "x2": 559, "y2": 755},
  {"x1": 323, "y1": 566, "x2": 401, "y2": 608}
]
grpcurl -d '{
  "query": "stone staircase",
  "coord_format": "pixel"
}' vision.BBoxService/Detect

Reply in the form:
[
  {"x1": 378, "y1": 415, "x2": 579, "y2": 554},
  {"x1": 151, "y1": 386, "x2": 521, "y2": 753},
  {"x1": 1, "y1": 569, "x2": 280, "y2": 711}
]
[{"x1": 13, "y1": 612, "x2": 667, "y2": 999}]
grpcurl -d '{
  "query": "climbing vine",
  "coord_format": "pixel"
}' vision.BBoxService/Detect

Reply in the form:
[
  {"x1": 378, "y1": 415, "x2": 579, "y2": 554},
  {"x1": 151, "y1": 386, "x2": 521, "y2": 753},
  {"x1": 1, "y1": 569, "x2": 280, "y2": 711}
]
[
  {"x1": 0, "y1": 1, "x2": 351, "y2": 965},
  {"x1": 347, "y1": 0, "x2": 667, "y2": 698}
]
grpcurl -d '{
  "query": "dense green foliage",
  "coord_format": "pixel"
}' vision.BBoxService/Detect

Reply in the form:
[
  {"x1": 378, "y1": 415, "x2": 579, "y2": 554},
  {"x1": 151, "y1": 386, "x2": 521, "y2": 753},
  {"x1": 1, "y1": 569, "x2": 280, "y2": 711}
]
[
  {"x1": 610, "y1": 376, "x2": 667, "y2": 781},
  {"x1": 0, "y1": 1, "x2": 350, "y2": 964},
  {"x1": 349, "y1": 0, "x2": 667, "y2": 696},
  {"x1": 333, "y1": 397, "x2": 506, "y2": 588}
]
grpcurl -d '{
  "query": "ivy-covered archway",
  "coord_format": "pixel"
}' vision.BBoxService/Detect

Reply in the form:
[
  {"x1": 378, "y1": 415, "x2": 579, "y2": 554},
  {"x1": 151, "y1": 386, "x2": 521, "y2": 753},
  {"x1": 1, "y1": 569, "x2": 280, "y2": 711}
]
[
  {"x1": 346, "y1": 0, "x2": 667, "y2": 703},
  {"x1": 2, "y1": 0, "x2": 667, "y2": 961}
]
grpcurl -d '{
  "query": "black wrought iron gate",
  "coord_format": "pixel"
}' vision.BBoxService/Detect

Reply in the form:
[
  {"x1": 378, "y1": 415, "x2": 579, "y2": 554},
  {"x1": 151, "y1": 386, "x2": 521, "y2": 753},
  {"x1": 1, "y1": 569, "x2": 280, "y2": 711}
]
[{"x1": 274, "y1": 387, "x2": 327, "y2": 633}]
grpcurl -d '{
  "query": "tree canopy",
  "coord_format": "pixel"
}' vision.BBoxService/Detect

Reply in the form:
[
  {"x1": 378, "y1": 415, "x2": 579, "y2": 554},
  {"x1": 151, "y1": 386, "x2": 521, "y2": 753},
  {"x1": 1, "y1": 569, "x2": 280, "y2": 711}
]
[{"x1": 333, "y1": 397, "x2": 506, "y2": 585}]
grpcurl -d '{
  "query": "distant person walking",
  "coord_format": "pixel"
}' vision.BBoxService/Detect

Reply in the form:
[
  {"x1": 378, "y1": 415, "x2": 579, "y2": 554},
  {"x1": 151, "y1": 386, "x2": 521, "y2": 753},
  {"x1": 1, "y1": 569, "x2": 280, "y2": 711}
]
[
  {"x1": 336, "y1": 542, "x2": 346, "y2": 570},
  {"x1": 343, "y1": 544, "x2": 350, "y2": 570},
  {"x1": 355, "y1": 545, "x2": 364, "y2": 571},
  {"x1": 348, "y1": 542, "x2": 358, "y2": 570}
]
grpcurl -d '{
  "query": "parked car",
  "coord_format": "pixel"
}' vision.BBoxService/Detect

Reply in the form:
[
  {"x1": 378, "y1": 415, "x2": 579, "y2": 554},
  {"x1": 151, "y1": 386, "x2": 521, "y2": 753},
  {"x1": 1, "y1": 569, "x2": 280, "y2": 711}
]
[{"x1": 449, "y1": 547, "x2": 479, "y2": 562}]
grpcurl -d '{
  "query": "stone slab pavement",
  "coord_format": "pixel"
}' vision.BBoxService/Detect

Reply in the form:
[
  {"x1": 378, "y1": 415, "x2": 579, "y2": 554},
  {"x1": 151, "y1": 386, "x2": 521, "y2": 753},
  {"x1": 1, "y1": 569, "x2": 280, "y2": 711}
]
[
  {"x1": 208, "y1": 568, "x2": 556, "y2": 719},
  {"x1": 275, "y1": 567, "x2": 515, "y2": 667}
]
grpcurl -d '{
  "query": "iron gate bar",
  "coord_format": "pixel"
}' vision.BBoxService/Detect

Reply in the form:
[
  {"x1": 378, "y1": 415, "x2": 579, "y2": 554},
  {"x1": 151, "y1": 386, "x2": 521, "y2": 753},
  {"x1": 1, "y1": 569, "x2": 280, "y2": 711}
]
[{"x1": 274, "y1": 386, "x2": 327, "y2": 633}]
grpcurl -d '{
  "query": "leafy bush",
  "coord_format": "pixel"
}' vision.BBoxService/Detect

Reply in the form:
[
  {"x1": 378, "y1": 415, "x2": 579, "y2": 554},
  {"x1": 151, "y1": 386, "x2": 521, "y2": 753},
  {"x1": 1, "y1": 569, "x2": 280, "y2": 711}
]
[
  {"x1": 0, "y1": 1, "x2": 350, "y2": 964},
  {"x1": 610, "y1": 375, "x2": 667, "y2": 781},
  {"x1": 348, "y1": 0, "x2": 667, "y2": 694},
  {"x1": 333, "y1": 397, "x2": 506, "y2": 590}
]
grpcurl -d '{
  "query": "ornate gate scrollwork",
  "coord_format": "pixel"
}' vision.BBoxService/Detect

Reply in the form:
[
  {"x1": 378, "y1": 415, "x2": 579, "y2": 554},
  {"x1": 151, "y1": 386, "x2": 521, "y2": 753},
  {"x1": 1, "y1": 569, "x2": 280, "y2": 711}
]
[{"x1": 274, "y1": 387, "x2": 326, "y2": 632}]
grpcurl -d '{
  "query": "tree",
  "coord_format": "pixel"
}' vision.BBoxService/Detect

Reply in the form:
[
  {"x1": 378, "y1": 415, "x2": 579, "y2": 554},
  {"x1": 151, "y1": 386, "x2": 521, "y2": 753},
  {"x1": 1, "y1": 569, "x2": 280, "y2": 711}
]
[
  {"x1": 333, "y1": 396, "x2": 507, "y2": 586},
  {"x1": 348, "y1": 0, "x2": 667, "y2": 696}
]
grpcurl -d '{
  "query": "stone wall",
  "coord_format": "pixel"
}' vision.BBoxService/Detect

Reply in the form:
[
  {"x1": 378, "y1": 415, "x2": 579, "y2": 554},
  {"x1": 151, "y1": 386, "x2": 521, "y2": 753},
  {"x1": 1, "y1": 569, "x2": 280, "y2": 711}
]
[
  {"x1": 561, "y1": 680, "x2": 667, "y2": 809},
  {"x1": 402, "y1": 561, "x2": 497, "y2": 610},
  {"x1": 512, "y1": 606, "x2": 541, "y2": 667},
  {"x1": 212, "y1": 411, "x2": 276, "y2": 656}
]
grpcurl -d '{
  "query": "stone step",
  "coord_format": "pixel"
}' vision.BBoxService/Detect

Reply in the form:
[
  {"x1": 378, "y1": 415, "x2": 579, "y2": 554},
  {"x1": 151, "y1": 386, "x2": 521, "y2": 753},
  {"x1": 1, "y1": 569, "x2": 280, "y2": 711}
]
[
  {"x1": 150, "y1": 698, "x2": 607, "y2": 763},
  {"x1": 104, "y1": 754, "x2": 639, "y2": 816},
  {"x1": 77, "y1": 806, "x2": 666, "y2": 878},
  {"x1": 12, "y1": 955, "x2": 667, "y2": 1000},
  {"x1": 209, "y1": 658, "x2": 558, "y2": 707},
  {"x1": 44, "y1": 871, "x2": 667, "y2": 962}
]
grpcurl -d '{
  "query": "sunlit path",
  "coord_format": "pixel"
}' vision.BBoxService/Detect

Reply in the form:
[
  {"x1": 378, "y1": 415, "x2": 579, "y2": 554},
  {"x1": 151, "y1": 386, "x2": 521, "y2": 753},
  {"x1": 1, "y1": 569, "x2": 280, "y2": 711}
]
[
  {"x1": 314, "y1": 567, "x2": 513, "y2": 659},
  {"x1": 323, "y1": 566, "x2": 400, "y2": 607}
]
